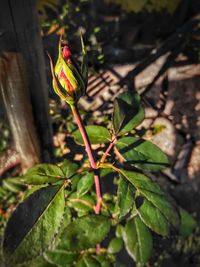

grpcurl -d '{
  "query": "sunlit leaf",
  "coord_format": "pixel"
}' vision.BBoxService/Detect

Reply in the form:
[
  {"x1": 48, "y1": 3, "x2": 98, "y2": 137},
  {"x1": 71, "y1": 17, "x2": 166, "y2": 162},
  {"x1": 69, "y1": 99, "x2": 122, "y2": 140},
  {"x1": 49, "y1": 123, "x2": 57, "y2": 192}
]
[
  {"x1": 72, "y1": 125, "x2": 111, "y2": 145},
  {"x1": 45, "y1": 250, "x2": 78, "y2": 266},
  {"x1": 57, "y1": 215, "x2": 111, "y2": 251},
  {"x1": 68, "y1": 193, "x2": 95, "y2": 214},
  {"x1": 77, "y1": 172, "x2": 94, "y2": 197},
  {"x1": 120, "y1": 170, "x2": 164, "y2": 195},
  {"x1": 2, "y1": 177, "x2": 24, "y2": 193},
  {"x1": 21, "y1": 164, "x2": 65, "y2": 185},
  {"x1": 58, "y1": 159, "x2": 79, "y2": 178},
  {"x1": 120, "y1": 170, "x2": 180, "y2": 235},
  {"x1": 116, "y1": 136, "x2": 168, "y2": 171},
  {"x1": 116, "y1": 176, "x2": 135, "y2": 219},
  {"x1": 77, "y1": 255, "x2": 101, "y2": 267},
  {"x1": 122, "y1": 216, "x2": 152, "y2": 264},
  {"x1": 108, "y1": 237, "x2": 123, "y2": 254}
]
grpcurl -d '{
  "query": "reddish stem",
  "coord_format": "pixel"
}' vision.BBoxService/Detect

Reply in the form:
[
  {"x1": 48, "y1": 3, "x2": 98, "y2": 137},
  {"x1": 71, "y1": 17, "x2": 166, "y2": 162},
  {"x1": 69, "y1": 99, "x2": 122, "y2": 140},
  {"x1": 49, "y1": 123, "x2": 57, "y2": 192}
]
[
  {"x1": 71, "y1": 104, "x2": 102, "y2": 214},
  {"x1": 100, "y1": 138, "x2": 116, "y2": 163}
]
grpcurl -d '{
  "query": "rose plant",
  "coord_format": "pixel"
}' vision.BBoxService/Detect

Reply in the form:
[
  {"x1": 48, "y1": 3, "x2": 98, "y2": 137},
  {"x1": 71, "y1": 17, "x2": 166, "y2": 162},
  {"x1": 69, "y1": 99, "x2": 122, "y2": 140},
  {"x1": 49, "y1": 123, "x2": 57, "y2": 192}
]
[{"x1": 2, "y1": 35, "x2": 195, "y2": 267}]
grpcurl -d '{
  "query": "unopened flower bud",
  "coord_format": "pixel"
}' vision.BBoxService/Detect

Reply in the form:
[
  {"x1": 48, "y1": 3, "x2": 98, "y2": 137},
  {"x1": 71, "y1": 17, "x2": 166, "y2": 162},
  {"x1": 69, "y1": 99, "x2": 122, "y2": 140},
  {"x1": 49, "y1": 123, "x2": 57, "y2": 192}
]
[{"x1": 48, "y1": 34, "x2": 88, "y2": 105}]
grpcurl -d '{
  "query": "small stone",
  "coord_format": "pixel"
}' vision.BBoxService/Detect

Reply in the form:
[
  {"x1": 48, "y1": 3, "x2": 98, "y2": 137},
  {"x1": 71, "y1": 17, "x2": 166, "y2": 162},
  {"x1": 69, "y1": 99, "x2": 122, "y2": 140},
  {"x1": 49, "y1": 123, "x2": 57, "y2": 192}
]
[
  {"x1": 188, "y1": 142, "x2": 200, "y2": 179},
  {"x1": 149, "y1": 117, "x2": 184, "y2": 164}
]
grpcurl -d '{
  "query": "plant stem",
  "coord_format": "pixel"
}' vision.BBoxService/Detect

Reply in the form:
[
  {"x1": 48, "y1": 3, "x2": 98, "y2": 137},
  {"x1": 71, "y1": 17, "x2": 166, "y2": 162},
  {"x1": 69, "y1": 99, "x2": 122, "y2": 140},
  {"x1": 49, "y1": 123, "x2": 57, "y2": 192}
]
[
  {"x1": 69, "y1": 198, "x2": 94, "y2": 210},
  {"x1": 100, "y1": 137, "x2": 116, "y2": 163},
  {"x1": 70, "y1": 104, "x2": 102, "y2": 214}
]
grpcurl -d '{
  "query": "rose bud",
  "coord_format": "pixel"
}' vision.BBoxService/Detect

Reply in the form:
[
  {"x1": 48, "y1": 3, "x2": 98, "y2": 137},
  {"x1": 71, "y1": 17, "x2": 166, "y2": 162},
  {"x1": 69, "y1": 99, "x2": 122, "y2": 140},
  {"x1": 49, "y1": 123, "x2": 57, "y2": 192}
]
[{"x1": 48, "y1": 34, "x2": 88, "y2": 105}]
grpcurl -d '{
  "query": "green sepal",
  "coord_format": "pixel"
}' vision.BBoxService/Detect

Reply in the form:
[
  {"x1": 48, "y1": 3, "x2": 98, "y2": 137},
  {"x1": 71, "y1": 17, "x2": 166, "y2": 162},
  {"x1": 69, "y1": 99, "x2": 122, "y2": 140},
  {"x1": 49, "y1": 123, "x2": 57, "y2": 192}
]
[
  {"x1": 80, "y1": 33, "x2": 88, "y2": 88},
  {"x1": 57, "y1": 38, "x2": 86, "y2": 99},
  {"x1": 48, "y1": 52, "x2": 74, "y2": 104}
]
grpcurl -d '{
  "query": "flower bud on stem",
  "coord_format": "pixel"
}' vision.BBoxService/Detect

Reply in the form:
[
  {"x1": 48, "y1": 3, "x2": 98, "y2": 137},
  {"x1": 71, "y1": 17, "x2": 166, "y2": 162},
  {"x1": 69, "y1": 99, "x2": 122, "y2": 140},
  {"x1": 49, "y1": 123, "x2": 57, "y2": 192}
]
[{"x1": 70, "y1": 104, "x2": 102, "y2": 214}]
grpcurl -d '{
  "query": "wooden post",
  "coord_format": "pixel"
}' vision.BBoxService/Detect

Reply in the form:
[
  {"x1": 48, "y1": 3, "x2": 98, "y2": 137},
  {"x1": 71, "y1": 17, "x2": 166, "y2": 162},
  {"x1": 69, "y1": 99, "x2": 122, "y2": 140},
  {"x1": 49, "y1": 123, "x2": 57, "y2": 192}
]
[
  {"x1": 0, "y1": 0, "x2": 54, "y2": 174},
  {"x1": 0, "y1": 53, "x2": 40, "y2": 172}
]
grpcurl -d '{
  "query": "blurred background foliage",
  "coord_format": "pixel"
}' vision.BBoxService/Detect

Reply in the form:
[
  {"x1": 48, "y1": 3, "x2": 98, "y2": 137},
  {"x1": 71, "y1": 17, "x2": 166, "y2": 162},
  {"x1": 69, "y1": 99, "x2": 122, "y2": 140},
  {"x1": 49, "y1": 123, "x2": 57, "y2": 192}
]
[
  {"x1": 106, "y1": 0, "x2": 180, "y2": 13},
  {"x1": 37, "y1": 0, "x2": 200, "y2": 77}
]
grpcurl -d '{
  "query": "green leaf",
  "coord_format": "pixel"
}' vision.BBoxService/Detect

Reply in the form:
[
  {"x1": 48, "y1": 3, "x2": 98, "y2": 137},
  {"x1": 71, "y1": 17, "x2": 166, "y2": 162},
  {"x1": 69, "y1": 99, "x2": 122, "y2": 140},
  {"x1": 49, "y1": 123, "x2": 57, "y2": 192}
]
[
  {"x1": 77, "y1": 172, "x2": 94, "y2": 197},
  {"x1": 58, "y1": 159, "x2": 79, "y2": 178},
  {"x1": 94, "y1": 254, "x2": 115, "y2": 267},
  {"x1": 21, "y1": 160, "x2": 78, "y2": 186},
  {"x1": 2, "y1": 177, "x2": 24, "y2": 193},
  {"x1": 136, "y1": 197, "x2": 171, "y2": 236},
  {"x1": 112, "y1": 91, "x2": 144, "y2": 136},
  {"x1": 120, "y1": 170, "x2": 164, "y2": 195},
  {"x1": 68, "y1": 193, "x2": 95, "y2": 215},
  {"x1": 3, "y1": 184, "x2": 65, "y2": 266},
  {"x1": 179, "y1": 208, "x2": 197, "y2": 237},
  {"x1": 23, "y1": 184, "x2": 48, "y2": 200},
  {"x1": 122, "y1": 216, "x2": 152, "y2": 265},
  {"x1": 57, "y1": 215, "x2": 111, "y2": 251},
  {"x1": 138, "y1": 189, "x2": 180, "y2": 234},
  {"x1": 52, "y1": 206, "x2": 72, "y2": 247},
  {"x1": 116, "y1": 225, "x2": 124, "y2": 238},
  {"x1": 77, "y1": 255, "x2": 101, "y2": 267},
  {"x1": 121, "y1": 170, "x2": 180, "y2": 235},
  {"x1": 21, "y1": 164, "x2": 65, "y2": 185},
  {"x1": 72, "y1": 125, "x2": 111, "y2": 145},
  {"x1": 20, "y1": 256, "x2": 56, "y2": 267},
  {"x1": 108, "y1": 237, "x2": 123, "y2": 254},
  {"x1": 68, "y1": 175, "x2": 80, "y2": 193},
  {"x1": 44, "y1": 250, "x2": 78, "y2": 266},
  {"x1": 116, "y1": 136, "x2": 168, "y2": 171},
  {"x1": 117, "y1": 176, "x2": 135, "y2": 219}
]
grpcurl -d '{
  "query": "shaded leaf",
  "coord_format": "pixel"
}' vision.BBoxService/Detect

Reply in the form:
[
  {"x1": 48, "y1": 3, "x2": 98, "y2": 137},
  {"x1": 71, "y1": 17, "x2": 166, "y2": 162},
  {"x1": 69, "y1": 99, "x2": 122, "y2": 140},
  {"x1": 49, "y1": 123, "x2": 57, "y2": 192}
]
[
  {"x1": 57, "y1": 215, "x2": 111, "y2": 251},
  {"x1": 112, "y1": 91, "x2": 144, "y2": 136},
  {"x1": 72, "y1": 125, "x2": 111, "y2": 145},
  {"x1": 3, "y1": 185, "x2": 65, "y2": 266},
  {"x1": 179, "y1": 208, "x2": 197, "y2": 237},
  {"x1": 23, "y1": 184, "x2": 48, "y2": 200},
  {"x1": 77, "y1": 172, "x2": 94, "y2": 197},
  {"x1": 116, "y1": 136, "x2": 168, "y2": 171},
  {"x1": 67, "y1": 174, "x2": 80, "y2": 194},
  {"x1": 122, "y1": 216, "x2": 152, "y2": 264}
]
